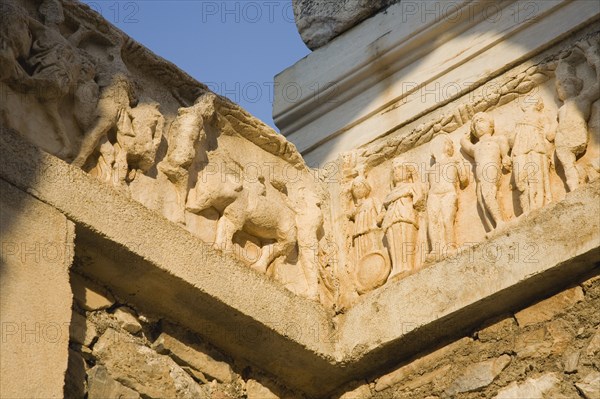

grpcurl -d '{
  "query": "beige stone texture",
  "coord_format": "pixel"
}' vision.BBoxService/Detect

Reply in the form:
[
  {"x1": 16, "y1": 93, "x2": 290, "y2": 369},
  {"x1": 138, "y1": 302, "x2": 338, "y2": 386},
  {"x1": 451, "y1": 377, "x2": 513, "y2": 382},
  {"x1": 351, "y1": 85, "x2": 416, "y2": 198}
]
[
  {"x1": 494, "y1": 372, "x2": 560, "y2": 399},
  {"x1": 113, "y1": 307, "x2": 142, "y2": 334},
  {"x1": 93, "y1": 328, "x2": 205, "y2": 398},
  {"x1": 152, "y1": 331, "x2": 234, "y2": 383},
  {"x1": 2, "y1": 124, "x2": 599, "y2": 396},
  {"x1": 71, "y1": 273, "x2": 116, "y2": 311},
  {"x1": 444, "y1": 354, "x2": 512, "y2": 395},
  {"x1": 586, "y1": 328, "x2": 600, "y2": 357},
  {"x1": 515, "y1": 286, "x2": 585, "y2": 327},
  {"x1": 0, "y1": 179, "x2": 74, "y2": 399},
  {"x1": 245, "y1": 379, "x2": 279, "y2": 399},
  {"x1": 563, "y1": 349, "x2": 581, "y2": 374},
  {"x1": 477, "y1": 316, "x2": 518, "y2": 343},
  {"x1": 374, "y1": 337, "x2": 471, "y2": 391},
  {"x1": 576, "y1": 371, "x2": 600, "y2": 399},
  {"x1": 274, "y1": 1, "x2": 600, "y2": 166},
  {"x1": 1, "y1": 0, "x2": 600, "y2": 397},
  {"x1": 87, "y1": 365, "x2": 140, "y2": 399},
  {"x1": 69, "y1": 311, "x2": 98, "y2": 347}
]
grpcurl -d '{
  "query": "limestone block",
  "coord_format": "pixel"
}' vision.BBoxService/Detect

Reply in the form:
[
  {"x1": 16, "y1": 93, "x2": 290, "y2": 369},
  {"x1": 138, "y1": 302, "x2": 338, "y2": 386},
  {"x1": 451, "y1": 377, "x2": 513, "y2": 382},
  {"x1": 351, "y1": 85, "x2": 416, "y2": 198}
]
[
  {"x1": 477, "y1": 317, "x2": 518, "y2": 343},
  {"x1": 405, "y1": 364, "x2": 451, "y2": 391},
  {"x1": 515, "y1": 320, "x2": 572, "y2": 359},
  {"x1": 0, "y1": 180, "x2": 74, "y2": 399},
  {"x1": 494, "y1": 373, "x2": 560, "y2": 399},
  {"x1": 563, "y1": 349, "x2": 580, "y2": 374},
  {"x1": 576, "y1": 372, "x2": 600, "y2": 399},
  {"x1": 87, "y1": 365, "x2": 140, "y2": 399},
  {"x1": 293, "y1": 0, "x2": 398, "y2": 50},
  {"x1": 246, "y1": 379, "x2": 279, "y2": 399},
  {"x1": 445, "y1": 354, "x2": 511, "y2": 395},
  {"x1": 586, "y1": 328, "x2": 600, "y2": 357},
  {"x1": 336, "y1": 383, "x2": 372, "y2": 399},
  {"x1": 71, "y1": 273, "x2": 115, "y2": 311},
  {"x1": 93, "y1": 328, "x2": 204, "y2": 398},
  {"x1": 181, "y1": 366, "x2": 209, "y2": 384},
  {"x1": 152, "y1": 332, "x2": 233, "y2": 383},
  {"x1": 515, "y1": 286, "x2": 585, "y2": 327},
  {"x1": 69, "y1": 311, "x2": 98, "y2": 347},
  {"x1": 113, "y1": 307, "x2": 142, "y2": 334},
  {"x1": 374, "y1": 337, "x2": 471, "y2": 391}
]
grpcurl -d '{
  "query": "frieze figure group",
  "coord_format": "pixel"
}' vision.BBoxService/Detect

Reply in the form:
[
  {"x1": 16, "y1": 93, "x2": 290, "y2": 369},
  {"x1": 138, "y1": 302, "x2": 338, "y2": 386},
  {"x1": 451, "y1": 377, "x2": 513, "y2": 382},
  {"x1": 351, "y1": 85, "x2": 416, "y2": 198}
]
[{"x1": 347, "y1": 36, "x2": 600, "y2": 294}]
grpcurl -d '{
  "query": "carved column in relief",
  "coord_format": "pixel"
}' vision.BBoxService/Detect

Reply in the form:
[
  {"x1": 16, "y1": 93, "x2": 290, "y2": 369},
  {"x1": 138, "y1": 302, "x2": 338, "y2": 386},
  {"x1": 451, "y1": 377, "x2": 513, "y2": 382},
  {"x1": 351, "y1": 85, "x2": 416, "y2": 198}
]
[{"x1": 461, "y1": 112, "x2": 511, "y2": 232}]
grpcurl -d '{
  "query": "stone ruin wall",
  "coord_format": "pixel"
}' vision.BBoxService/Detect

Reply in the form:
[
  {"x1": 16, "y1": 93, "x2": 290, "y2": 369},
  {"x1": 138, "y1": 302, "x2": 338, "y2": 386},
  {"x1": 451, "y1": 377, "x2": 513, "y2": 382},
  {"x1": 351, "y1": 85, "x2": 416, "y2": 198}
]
[
  {"x1": 62, "y1": 262, "x2": 599, "y2": 398},
  {"x1": 0, "y1": 0, "x2": 599, "y2": 398}
]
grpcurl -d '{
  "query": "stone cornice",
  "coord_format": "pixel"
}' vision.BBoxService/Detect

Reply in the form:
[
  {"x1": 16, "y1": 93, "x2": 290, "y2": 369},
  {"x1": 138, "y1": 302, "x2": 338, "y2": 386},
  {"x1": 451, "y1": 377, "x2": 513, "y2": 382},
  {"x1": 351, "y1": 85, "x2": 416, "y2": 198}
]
[
  {"x1": 273, "y1": 0, "x2": 600, "y2": 166},
  {"x1": 2, "y1": 128, "x2": 598, "y2": 397}
]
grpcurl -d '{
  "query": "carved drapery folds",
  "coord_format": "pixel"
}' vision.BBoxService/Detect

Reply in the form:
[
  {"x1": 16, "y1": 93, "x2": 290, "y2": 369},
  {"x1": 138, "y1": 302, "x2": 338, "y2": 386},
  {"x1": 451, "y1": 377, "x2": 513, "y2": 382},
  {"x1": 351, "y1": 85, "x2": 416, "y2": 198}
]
[
  {"x1": 1, "y1": 0, "x2": 598, "y2": 309},
  {"x1": 336, "y1": 32, "x2": 600, "y2": 300}
]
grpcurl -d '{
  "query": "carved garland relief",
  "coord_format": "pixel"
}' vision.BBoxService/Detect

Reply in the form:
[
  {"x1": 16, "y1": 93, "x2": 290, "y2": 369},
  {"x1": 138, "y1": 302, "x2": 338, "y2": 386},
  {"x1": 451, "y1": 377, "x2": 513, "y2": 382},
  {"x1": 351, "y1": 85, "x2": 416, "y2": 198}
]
[{"x1": 1, "y1": 0, "x2": 598, "y2": 309}]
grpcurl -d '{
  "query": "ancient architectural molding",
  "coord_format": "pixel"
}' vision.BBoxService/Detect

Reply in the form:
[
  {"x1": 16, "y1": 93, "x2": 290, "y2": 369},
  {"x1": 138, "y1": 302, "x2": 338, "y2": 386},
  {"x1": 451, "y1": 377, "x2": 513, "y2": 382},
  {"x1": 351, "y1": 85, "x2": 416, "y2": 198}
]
[
  {"x1": 1, "y1": 0, "x2": 600, "y2": 397},
  {"x1": 274, "y1": 0, "x2": 600, "y2": 166}
]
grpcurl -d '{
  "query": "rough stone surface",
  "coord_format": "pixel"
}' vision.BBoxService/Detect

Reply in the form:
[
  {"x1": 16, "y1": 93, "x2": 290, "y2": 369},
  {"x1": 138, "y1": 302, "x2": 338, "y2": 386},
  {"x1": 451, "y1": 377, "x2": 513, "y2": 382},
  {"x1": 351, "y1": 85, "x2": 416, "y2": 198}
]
[
  {"x1": 70, "y1": 311, "x2": 98, "y2": 347},
  {"x1": 152, "y1": 331, "x2": 234, "y2": 383},
  {"x1": 374, "y1": 338, "x2": 471, "y2": 391},
  {"x1": 87, "y1": 365, "x2": 141, "y2": 399},
  {"x1": 293, "y1": 0, "x2": 398, "y2": 49},
  {"x1": 0, "y1": 180, "x2": 74, "y2": 399},
  {"x1": 245, "y1": 379, "x2": 279, "y2": 399},
  {"x1": 362, "y1": 273, "x2": 600, "y2": 398},
  {"x1": 477, "y1": 316, "x2": 518, "y2": 343},
  {"x1": 494, "y1": 373, "x2": 560, "y2": 399},
  {"x1": 515, "y1": 286, "x2": 585, "y2": 327},
  {"x1": 72, "y1": 273, "x2": 115, "y2": 311},
  {"x1": 515, "y1": 319, "x2": 572, "y2": 359},
  {"x1": 576, "y1": 372, "x2": 600, "y2": 399},
  {"x1": 93, "y1": 328, "x2": 205, "y2": 398},
  {"x1": 586, "y1": 328, "x2": 600, "y2": 357},
  {"x1": 336, "y1": 383, "x2": 372, "y2": 399},
  {"x1": 563, "y1": 349, "x2": 581, "y2": 374},
  {"x1": 1, "y1": 1, "x2": 599, "y2": 397},
  {"x1": 113, "y1": 307, "x2": 143, "y2": 334},
  {"x1": 444, "y1": 354, "x2": 511, "y2": 395}
]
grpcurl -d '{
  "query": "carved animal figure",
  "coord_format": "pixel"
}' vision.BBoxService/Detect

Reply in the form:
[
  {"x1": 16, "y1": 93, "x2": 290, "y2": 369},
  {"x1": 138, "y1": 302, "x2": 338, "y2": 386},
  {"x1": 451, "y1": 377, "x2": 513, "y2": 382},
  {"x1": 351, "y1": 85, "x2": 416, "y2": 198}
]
[{"x1": 189, "y1": 173, "x2": 297, "y2": 274}]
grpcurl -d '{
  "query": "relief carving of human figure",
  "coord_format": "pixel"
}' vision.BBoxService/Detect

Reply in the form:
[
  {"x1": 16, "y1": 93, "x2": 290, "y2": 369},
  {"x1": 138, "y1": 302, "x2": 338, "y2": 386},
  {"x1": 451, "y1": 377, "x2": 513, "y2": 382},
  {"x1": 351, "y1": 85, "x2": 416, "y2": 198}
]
[
  {"x1": 461, "y1": 112, "x2": 511, "y2": 232},
  {"x1": 553, "y1": 39, "x2": 600, "y2": 191},
  {"x1": 427, "y1": 134, "x2": 468, "y2": 255},
  {"x1": 72, "y1": 73, "x2": 137, "y2": 168},
  {"x1": 511, "y1": 98, "x2": 554, "y2": 214},
  {"x1": 347, "y1": 175, "x2": 384, "y2": 264},
  {"x1": 380, "y1": 161, "x2": 423, "y2": 279},
  {"x1": 24, "y1": 0, "x2": 78, "y2": 157},
  {"x1": 294, "y1": 187, "x2": 323, "y2": 301}
]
